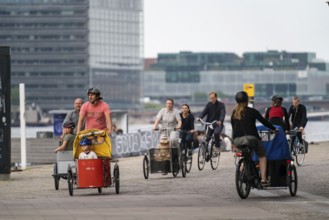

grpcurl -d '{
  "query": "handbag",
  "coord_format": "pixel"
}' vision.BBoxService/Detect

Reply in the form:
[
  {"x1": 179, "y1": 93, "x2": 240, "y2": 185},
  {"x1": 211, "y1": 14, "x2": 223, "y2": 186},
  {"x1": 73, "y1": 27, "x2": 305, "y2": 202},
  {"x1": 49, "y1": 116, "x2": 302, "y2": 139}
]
[{"x1": 303, "y1": 140, "x2": 308, "y2": 153}]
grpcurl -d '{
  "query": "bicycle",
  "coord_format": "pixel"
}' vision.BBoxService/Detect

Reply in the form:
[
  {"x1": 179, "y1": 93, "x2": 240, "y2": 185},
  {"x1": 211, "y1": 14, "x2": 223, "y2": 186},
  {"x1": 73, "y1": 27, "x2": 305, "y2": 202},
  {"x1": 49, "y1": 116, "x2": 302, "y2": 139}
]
[
  {"x1": 177, "y1": 130, "x2": 193, "y2": 175},
  {"x1": 287, "y1": 127, "x2": 306, "y2": 166},
  {"x1": 235, "y1": 130, "x2": 297, "y2": 199},
  {"x1": 197, "y1": 119, "x2": 220, "y2": 171}
]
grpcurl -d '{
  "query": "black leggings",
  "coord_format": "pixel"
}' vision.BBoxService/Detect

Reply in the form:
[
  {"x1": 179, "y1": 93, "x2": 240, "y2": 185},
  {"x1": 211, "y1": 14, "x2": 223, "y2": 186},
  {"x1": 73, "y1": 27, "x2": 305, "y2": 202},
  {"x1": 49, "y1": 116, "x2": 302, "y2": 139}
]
[{"x1": 181, "y1": 133, "x2": 194, "y2": 150}]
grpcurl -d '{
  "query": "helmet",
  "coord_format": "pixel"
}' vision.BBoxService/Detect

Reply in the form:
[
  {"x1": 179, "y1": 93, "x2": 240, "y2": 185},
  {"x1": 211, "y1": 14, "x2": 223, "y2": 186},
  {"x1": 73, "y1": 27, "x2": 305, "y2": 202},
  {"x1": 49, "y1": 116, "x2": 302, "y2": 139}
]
[
  {"x1": 272, "y1": 95, "x2": 283, "y2": 102},
  {"x1": 271, "y1": 95, "x2": 278, "y2": 101},
  {"x1": 87, "y1": 87, "x2": 103, "y2": 100},
  {"x1": 63, "y1": 121, "x2": 75, "y2": 129},
  {"x1": 79, "y1": 137, "x2": 92, "y2": 146},
  {"x1": 235, "y1": 91, "x2": 248, "y2": 103},
  {"x1": 277, "y1": 96, "x2": 283, "y2": 102},
  {"x1": 87, "y1": 87, "x2": 100, "y2": 96}
]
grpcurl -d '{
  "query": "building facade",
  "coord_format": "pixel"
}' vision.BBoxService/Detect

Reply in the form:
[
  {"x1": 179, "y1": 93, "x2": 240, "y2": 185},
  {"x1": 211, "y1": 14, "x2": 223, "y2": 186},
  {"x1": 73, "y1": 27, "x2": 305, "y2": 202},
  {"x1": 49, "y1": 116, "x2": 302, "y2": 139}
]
[
  {"x1": 89, "y1": 0, "x2": 143, "y2": 109},
  {"x1": 0, "y1": 0, "x2": 143, "y2": 111},
  {"x1": 143, "y1": 51, "x2": 329, "y2": 103}
]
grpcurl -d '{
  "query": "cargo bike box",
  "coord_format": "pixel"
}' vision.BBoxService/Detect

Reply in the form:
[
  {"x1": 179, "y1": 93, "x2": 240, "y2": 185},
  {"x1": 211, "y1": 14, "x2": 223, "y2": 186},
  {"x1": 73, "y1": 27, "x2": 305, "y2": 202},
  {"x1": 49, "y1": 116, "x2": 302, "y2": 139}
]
[{"x1": 142, "y1": 130, "x2": 182, "y2": 179}]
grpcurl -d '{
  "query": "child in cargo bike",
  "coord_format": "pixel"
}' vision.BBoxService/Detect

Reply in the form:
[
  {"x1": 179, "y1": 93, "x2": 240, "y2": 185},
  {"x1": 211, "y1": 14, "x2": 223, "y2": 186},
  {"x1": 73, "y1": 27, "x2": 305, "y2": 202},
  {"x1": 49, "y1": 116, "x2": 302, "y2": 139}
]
[
  {"x1": 54, "y1": 121, "x2": 75, "y2": 153},
  {"x1": 78, "y1": 137, "x2": 97, "y2": 159},
  {"x1": 73, "y1": 129, "x2": 112, "y2": 159}
]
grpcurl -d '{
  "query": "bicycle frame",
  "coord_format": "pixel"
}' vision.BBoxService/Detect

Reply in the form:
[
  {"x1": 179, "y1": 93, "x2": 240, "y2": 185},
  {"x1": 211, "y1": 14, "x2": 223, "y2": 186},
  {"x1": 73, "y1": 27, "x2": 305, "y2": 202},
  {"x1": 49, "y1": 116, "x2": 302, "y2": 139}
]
[
  {"x1": 177, "y1": 130, "x2": 188, "y2": 154},
  {"x1": 177, "y1": 130, "x2": 194, "y2": 174},
  {"x1": 198, "y1": 119, "x2": 217, "y2": 155},
  {"x1": 287, "y1": 127, "x2": 305, "y2": 166},
  {"x1": 288, "y1": 128, "x2": 300, "y2": 153},
  {"x1": 197, "y1": 119, "x2": 220, "y2": 170},
  {"x1": 237, "y1": 146, "x2": 261, "y2": 188}
]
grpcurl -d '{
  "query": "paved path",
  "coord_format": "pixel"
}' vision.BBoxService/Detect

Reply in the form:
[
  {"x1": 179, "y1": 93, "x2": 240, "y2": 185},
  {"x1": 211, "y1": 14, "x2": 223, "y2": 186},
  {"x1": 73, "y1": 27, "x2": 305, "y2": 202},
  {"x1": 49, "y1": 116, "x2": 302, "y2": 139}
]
[{"x1": 1, "y1": 142, "x2": 329, "y2": 219}]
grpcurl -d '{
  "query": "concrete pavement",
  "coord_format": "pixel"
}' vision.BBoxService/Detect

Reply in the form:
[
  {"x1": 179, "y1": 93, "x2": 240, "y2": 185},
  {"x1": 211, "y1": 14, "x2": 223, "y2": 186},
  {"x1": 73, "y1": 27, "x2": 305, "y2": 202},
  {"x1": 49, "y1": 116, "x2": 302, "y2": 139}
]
[{"x1": 1, "y1": 141, "x2": 329, "y2": 219}]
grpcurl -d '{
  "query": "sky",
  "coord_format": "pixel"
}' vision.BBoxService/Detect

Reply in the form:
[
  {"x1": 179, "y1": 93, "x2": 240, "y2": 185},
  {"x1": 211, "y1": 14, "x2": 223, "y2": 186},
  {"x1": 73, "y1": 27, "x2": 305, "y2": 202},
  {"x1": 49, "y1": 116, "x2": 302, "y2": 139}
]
[{"x1": 144, "y1": 0, "x2": 329, "y2": 61}]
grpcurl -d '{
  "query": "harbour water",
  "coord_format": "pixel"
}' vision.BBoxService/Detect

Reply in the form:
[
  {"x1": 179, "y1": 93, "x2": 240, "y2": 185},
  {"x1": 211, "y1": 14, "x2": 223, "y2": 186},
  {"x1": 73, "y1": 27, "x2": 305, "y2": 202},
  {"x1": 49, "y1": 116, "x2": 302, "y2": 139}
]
[{"x1": 11, "y1": 120, "x2": 329, "y2": 143}]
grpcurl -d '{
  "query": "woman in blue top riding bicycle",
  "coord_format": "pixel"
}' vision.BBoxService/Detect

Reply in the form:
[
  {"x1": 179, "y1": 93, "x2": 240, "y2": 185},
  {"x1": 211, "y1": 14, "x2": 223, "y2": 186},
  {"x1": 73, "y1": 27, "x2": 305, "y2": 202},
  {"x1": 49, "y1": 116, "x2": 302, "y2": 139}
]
[
  {"x1": 180, "y1": 104, "x2": 195, "y2": 156},
  {"x1": 231, "y1": 91, "x2": 277, "y2": 186}
]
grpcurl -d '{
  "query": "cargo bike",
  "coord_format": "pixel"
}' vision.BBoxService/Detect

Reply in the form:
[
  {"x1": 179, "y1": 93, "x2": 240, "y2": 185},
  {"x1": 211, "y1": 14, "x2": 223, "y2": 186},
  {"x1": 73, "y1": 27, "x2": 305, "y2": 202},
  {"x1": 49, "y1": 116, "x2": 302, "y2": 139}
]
[
  {"x1": 235, "y1": 125, "x2": 298, "y2": 199},
  {"x1": 52, "y1": 150, "x2": 75, "y2": 190},
  {"x1": 143, "y1": 128, "x2": 186, "y2": 178},
  {"x1": 66, "y1": 129, "x2": 120, "y2": 196}
]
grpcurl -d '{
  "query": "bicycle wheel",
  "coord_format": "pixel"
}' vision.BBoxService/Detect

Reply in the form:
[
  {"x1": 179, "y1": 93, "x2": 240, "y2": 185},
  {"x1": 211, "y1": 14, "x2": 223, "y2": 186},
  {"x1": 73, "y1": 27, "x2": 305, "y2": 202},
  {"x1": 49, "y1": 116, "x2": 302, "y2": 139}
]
[
  {"x1": 235, "y1": 158, "x2": 251, "y2": 199},
  {"x1": 172, "y1": 149, "x2": 179, "y2": 177},
  {"x1": 97, "y1": 187, "x2": 102, "y2": 193},
  {"x1": 53, "y1": 164, "x2": 59, "y2": 190},
  {"x1": 143, "y1": 156, "x2": 149, "y2": 179},
  {"x1": 210, "y1": 144, "x2": 220, "y2": 170},
  {"x1": 181, "y1": 154, "x2": 187, "y2": 178},
  {"x1": 172, "y1": 169, "x2": 179, "y2": 177},
  {"x1": 186, "y1": 150, "x2": 193, "y2": 173},
  {"x1": 114, "y1": 165, "x2": 120, "y2": 194},
  {"x1": 198, "y1": 142, "x2": 206, "y2": 171},
  {"x1": 67, "y1": 166, "x2": 74, "y2": 196},
  {"x1": 288, "y1": 164, "x2": 298, "y2": 196},
  {"x1": 295, "y1": 143, "x2": 305, "y2": 166}
]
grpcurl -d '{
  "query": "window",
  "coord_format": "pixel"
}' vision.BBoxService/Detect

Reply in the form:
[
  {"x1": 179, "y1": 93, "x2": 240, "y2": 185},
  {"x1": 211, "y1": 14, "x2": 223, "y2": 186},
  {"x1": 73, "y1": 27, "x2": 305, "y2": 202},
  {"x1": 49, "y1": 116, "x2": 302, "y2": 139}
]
[{"x1": 165, "y1": 71, "x2": 200, "y2": 83}]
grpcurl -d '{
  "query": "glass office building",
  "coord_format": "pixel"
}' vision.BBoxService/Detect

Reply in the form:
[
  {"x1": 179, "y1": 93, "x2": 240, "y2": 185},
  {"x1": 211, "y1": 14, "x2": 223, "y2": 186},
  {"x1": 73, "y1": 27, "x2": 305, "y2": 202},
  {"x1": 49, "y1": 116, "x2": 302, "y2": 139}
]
[
  {"x1": 0, "y1": 0, "x2": 143, "y2": 111},
  {"x1": 89, "y1": 0, "x2": 143, "y2": 109},
  {"x1": 143, "y1": 51, "x2": 329, "y2": 103}
]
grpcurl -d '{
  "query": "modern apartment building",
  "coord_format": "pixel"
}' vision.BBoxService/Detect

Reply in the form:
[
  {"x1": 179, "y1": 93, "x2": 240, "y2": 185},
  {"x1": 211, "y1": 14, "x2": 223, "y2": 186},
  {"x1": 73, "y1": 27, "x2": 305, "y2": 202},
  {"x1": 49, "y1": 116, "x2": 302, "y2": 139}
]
[
  {"x1": 0, "y1": 0, "x2": 143, "y2": 111},
  {"x1": 143, "y1": 51, "x2": 329, "y2": 103}
]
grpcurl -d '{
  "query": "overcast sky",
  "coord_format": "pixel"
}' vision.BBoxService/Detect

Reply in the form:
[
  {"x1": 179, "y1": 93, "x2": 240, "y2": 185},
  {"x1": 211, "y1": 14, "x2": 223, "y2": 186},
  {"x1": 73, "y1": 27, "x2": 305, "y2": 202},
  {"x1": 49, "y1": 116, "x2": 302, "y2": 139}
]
[{"x1": 144, "y1": 0, "x2": 329, "y2": 61}]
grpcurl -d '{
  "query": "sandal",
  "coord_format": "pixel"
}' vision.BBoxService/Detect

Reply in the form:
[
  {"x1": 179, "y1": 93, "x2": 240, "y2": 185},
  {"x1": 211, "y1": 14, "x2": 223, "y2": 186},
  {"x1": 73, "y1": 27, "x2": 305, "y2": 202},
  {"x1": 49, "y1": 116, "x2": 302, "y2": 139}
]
[{"x1": 261, "y1": 179, "x2": 269, "y2": 187}]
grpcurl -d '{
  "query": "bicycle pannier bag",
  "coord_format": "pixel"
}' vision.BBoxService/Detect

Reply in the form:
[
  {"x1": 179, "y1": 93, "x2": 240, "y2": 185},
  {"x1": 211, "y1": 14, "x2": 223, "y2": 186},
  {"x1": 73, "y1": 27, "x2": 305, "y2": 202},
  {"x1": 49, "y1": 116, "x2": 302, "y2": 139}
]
[{"x1": 233, "y1": 136, "x2": 259, "y2": 148}]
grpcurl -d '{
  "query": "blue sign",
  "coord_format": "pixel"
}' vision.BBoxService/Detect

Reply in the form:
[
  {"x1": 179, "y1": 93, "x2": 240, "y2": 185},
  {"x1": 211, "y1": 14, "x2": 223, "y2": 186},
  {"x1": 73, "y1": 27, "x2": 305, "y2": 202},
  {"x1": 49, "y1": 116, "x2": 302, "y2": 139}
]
[{"x1": 53, "y1": 113, "x2": 67, "y2": 136}]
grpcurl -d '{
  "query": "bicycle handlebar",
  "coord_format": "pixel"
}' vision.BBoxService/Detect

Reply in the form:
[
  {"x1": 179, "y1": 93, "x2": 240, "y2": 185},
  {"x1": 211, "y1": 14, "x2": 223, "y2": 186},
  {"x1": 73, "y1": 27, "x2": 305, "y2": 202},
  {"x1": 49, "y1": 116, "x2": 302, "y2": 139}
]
[
  {"x1": 79, "y1": 130, "x2": 104, "y2": 138},
  {"x1": 176, "y1": 129, "x2": 189, "y2": 134},
  {"x1": 154, "y1": 127, "x2": 172, "y2": 132},
  {"x1": 196, "y1": 119, "x2": 217, "y2": 126},
  {"x1": 287, "y1": 127, "x2": 302, "y2": 135}
]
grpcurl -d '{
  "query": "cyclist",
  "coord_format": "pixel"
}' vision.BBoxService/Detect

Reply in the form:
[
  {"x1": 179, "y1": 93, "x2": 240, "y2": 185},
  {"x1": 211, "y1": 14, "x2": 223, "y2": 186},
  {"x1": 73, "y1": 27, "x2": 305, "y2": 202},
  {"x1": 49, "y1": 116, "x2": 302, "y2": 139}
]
[
  {"x1": 179, "y1": 104, "x2": 195, "y2": 156},
  {"x1": 231, "y1": 91, "x2": 277, "y2": 186},
  {"x1": 288, "y1": 96, "x2": 308, "y2": 146},
  {"x1": 265, "y1": 95, "x2": 290, "y2": 132},
  {"x1": 153, "y1": 98, "x2": 182, "y2": 145},
  {"x1": 76, "y1": 88, "x2": 112, "y2": 135},
  {"x1": 197, "y1": 91, "x2": 226, "y2": 152},
  {"x1": 153, "y1": 98, "x2": 182, "y2": 175}
]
